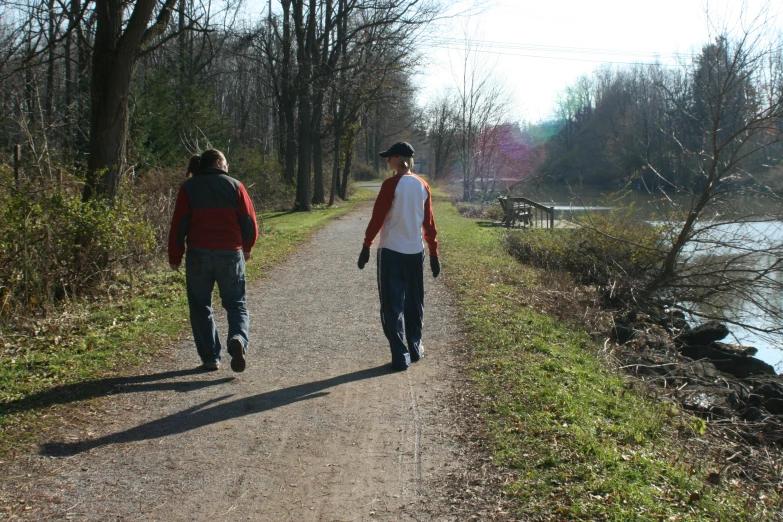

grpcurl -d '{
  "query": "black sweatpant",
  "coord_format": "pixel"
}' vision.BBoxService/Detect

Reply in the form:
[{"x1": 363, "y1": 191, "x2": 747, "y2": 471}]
[{"x1": 377, "y1": 248, "x2": 425, "y2": 370}]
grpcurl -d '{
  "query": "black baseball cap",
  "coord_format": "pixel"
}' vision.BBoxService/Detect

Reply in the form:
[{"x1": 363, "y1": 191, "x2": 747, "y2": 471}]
[{"x1": 379, "y1": 141, "x2": 415, "y2": 158}]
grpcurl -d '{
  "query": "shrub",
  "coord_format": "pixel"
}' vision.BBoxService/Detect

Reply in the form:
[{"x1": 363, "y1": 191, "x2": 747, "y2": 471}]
[
  {"x1": 226, "y1": 146, "x2": 293, "y2": 211},
  {"x1": 504, "y1": 210, "x2": 666, "y2": 301},
  {"x1": 351, "y1": 162, "x2": 377, "y2": 181},
  {"x1": 131, "y1": 166, "x2": 187, "y2": 255},
  {"x1": 0, "y1": 168, "x2": 156, "y2": 316},
  {"x1": 484, "y1": 204, "x2": 505, "y2": 222}
]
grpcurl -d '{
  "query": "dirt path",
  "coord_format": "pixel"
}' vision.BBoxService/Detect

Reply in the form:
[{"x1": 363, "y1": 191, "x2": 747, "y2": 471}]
[{"x1": 3, "y1": 204, "x2": 469, "y2": 521}]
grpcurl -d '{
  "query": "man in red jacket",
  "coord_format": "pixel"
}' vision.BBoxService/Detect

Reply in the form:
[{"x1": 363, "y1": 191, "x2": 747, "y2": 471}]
[
  {"x1": 168, "y1": 149, "x2": 258, "y2": 373},
  {"x1": 357, "y1": 142, "x2": 440, "y2": 371}
]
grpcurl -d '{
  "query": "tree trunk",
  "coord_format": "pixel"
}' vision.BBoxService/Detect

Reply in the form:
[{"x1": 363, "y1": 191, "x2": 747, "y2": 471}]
[
  {"x1": 64, "y1": 1, "x2": 74, "y2": 155},
  {"x1": 295, "y1": 94, "x2": 312, "y2": 210},
  {"x1": 364, "y1": 118, "x2": 372, "y2": 164},
  {"x1": 311, "y1": 92, "x2": 325, "y2": 204},
  {"x1": 280, "y1": 0, "x2": 296, "y2": 184},
  {"x1": 312, "y1": 123, "x2": 324, "y2": 204},
  {"x1": 24, "y1": 42, "x2": 37, "y2": 127},
  {"x1": 82, "y1": 0, "x2": 176, "y2": 202},
  {"x1": 83, "y1": 0, "x2": 134, "y2": 202},
  {"x1": 73, "y1": 2, "x2": 89, "y2": 161},
  {"x1": 45, "y1": 0, "x2": 56, "y2": 122},
  {"x1": 292, "y1": 0, "x2": 316, "y2": 211},
  {"x1": 339, "y1": 132, "x2": 354, "y2": 200},
  {"x1": 329, "y1": 126, "x2": 341, "y2": 206},
  {"x1": 372, "y1": 110, "x2": 382, "y2": 172},
  {"x1": 646, "y1": 183, "x2": 713, "y2": 295},
  {"x1": 178, "y1": 0, "x2": 187, "y2": 78}
]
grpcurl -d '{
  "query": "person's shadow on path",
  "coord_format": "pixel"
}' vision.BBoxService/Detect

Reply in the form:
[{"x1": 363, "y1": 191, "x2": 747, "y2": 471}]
[
  {"x1": 40, "y1": 364, "x2": 392, "y2": 457},
  {"x1": 2, "y1": 368, "x2": 233, "y2": 416}
]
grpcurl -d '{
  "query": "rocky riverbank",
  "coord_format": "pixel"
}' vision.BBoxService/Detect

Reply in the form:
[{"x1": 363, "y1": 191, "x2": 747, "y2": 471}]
[{"x1": 612, "y1": 310, "x2": 783, "y2": 446}]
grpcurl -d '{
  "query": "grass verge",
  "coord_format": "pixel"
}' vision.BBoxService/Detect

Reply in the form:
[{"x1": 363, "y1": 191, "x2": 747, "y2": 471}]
[
  {"x1": 0, "y1": 188, "x2": 375, "y2": 453},
  {"x1": 434, "y1": 195, "x2": 778, "y2": 520}
]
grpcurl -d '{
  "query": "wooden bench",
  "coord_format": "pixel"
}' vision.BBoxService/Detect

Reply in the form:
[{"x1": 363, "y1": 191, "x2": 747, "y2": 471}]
[{"x1": 497, "y1": 196, "x2": 534, "y2": 228}]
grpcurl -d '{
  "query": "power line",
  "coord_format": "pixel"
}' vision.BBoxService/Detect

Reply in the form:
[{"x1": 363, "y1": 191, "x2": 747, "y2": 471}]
[
  {"x1": 428, "y1": 36, "x2": 689, "y2": 59},
  {"x1": 428, "y1": 43, "x2": 688, "y2": 67}
]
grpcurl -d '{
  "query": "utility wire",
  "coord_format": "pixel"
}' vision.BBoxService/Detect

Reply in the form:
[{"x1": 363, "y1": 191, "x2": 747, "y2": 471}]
[
  {"x1": 428, "y1": 43, "x2": 688, "y2": 66},
  {"x1": 428, "y1": 36, "x2": 689, "y2": 59}
]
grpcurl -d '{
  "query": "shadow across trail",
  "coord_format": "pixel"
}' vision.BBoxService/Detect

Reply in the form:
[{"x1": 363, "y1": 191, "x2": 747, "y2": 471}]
[
  {"x1": 40, "y1": 364, "x2": 392, "y2": 457},
  {"x1": 1, "y1": 368, "x2": 232, "y2": 416}
]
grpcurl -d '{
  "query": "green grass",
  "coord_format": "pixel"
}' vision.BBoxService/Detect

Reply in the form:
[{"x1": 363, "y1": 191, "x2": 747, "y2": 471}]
[
  {"x1": 434, "y1": 194, "x2": 778, "y2": 520},
  {"x1": 0, "y1": 188, "x2": 375, "y2": 453}
]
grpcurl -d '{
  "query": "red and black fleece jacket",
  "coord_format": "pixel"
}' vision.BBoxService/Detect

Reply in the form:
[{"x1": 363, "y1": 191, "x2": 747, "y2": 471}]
[{"x1": 168, "y1": 167, "x2": 258, "y2": 266}]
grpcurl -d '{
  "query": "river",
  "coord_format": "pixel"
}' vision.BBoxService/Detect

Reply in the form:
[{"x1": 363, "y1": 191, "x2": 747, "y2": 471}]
[{"x1": 510, "y1": 184, "x2": 783, "y2": 370}]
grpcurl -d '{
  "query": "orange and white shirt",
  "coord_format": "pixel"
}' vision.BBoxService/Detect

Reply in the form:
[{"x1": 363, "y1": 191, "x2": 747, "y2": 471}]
[{"x1": 363, "y1": 172, "x2": 438, "y2": 256}]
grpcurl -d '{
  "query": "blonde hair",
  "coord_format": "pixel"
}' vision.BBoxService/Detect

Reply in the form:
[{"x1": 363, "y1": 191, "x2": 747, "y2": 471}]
[{"x1": 401, "y1": 156, "x2": 414, "y2": 170}]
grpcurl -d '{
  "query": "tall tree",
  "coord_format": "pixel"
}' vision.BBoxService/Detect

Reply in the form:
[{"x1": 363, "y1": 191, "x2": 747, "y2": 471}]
[
  {"x1": 452, "y1": 33, "x2": 513, "y2": 201},
  {"x1": 82, "y1": 0, "x2": 178, "y2": 202}
]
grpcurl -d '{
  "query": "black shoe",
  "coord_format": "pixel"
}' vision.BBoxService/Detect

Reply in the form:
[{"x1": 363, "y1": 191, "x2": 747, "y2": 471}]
[
  {"x1": 201, "y1": 361, "x2": 220, "y2": 371},
  {"x1": 228, "y1": 337, "x2": 246, "y2": 373}
]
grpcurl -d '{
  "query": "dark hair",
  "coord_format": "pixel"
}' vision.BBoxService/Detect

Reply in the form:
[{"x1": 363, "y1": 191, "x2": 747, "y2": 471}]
[
  {"x1": 186, "y1": 154, "x2": 201, "y2": 178},
  {"x1": 199, "y1": 149, "x2": 226, "y2": 170}
]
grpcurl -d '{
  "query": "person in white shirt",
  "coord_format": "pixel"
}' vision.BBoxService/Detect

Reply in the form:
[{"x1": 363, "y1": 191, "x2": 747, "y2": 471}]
[{"x1": 357, "y1": 142, "x2": 440, "y2": 371}]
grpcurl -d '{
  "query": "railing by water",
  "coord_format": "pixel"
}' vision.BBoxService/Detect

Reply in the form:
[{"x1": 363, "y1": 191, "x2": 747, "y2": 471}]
[{"x1": 497, "y1": 196, "x2": 555, "y2": 229}]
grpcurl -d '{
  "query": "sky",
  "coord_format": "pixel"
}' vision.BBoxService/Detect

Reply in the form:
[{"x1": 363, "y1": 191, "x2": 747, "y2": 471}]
[
  {"x1": 241, "y1": 0, "x2": 783, "y2": 121},
  {"x1": 418, "y1": 0, "x2": 783, "y2": 122}
]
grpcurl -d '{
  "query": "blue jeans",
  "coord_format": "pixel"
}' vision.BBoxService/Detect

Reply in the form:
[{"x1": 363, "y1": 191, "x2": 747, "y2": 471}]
[
  {"x1": 185, "y1": 248, "x2": 249, "y2": 364},
  {"x1": 377, "y1": 248, "x2": 425, "y2": 370}
]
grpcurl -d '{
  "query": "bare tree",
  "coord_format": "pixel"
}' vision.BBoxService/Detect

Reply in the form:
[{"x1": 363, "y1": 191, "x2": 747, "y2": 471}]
[
  {"x1": 531, "y1": 3, "x2": 783, "y2": 346},
  {"x1": 424, "y1": 89, "x2": 459, "y2": 180},
  {"x1": 641, "y1": 11, "x2": 783, "y2": 341},
  {"x1": 450, "y1": 28, "x2": 514, "y2": 200}
]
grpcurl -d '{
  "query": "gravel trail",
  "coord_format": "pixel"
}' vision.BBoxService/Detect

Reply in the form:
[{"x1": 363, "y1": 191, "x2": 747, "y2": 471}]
[{"x1": 3, "y1": 203, "x2": 467, "y2": 521}]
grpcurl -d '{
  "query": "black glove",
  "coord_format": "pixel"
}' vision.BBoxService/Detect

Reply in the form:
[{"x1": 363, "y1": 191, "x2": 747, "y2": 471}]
[
  {"x1": 357, "y1": 246, "x2": 371, "y2": 269},
  {"x1": 430, "y1": 255, "x2": 440, "y2": 278}
]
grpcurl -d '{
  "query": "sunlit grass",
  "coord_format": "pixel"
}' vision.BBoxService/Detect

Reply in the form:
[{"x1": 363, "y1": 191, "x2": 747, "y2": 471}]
[{"x1": 435, "y1": 194, "x2": 776, "y2": 520}]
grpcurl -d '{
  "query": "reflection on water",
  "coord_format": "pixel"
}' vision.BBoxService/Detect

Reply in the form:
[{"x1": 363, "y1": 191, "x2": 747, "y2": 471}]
[
  {"x1": 685, "y1": 251, "x2": 783, "y2": 371},
  {"x1": 515, "y1": 184, "x2": 783, "y2": 369}
]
